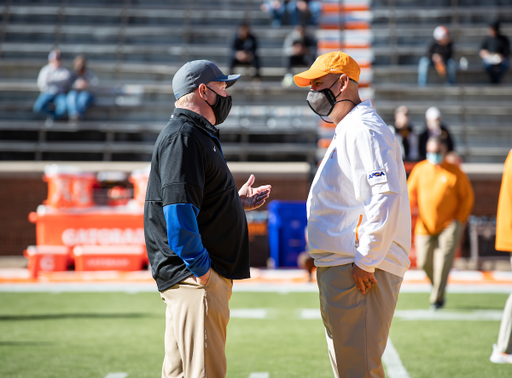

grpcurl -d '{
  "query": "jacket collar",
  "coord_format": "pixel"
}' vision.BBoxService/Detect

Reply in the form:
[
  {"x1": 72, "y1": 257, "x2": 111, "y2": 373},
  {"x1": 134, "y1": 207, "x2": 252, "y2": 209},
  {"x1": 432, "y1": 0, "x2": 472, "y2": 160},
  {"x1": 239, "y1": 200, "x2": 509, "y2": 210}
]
[{"x1": 171, "y1": 108, "x2": 219, "y2": 138}]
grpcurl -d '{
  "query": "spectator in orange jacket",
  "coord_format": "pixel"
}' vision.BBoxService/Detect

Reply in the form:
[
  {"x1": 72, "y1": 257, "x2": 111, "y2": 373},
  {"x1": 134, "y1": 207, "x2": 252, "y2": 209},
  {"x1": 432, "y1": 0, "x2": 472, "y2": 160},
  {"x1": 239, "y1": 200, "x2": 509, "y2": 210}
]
[
  {"x1": 407, "y1": 137, "x2": 474, "y2": 310},
  {"x1": 490, "y1": 150, "x2": 512, "y2": 364}
]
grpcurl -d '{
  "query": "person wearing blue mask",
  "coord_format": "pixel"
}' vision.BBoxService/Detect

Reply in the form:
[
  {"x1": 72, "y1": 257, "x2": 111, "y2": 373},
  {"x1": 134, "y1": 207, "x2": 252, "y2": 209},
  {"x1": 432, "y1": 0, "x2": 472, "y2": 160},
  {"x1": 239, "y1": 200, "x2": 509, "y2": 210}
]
[{"x1": 408, "y1": 137, "x2": 474, "y2": 310}]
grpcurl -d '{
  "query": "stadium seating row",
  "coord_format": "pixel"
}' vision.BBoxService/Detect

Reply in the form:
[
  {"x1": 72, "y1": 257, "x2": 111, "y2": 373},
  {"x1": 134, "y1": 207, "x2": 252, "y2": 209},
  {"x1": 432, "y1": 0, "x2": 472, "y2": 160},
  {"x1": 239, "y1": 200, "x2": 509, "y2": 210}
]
[{"x1": 0, "y1": 0, "x2": 511, "y2": 163}]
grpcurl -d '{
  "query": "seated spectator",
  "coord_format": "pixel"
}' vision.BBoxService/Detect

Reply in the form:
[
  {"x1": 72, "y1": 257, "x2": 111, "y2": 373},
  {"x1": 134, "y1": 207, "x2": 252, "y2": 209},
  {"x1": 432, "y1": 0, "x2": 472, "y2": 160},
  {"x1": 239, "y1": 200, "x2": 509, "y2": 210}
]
[
  {"x1": 418, "y1": 107, "x2": 454, "y2": 160},
  {"x1": 261, "y1": 1, "x2": 288, "y2": 28},
  {"x1": 229, "y1": 22, "x2": 260, "y2": 80},
  {"x1": 33, "y1": 49, "x2": 71, "y2": 121},
  {"x1": 67, "y1": 55, "x2": 99, "y2": 121},
  {"x1": 287, "y1": 1, "x2": 322, "y2": 27},
  {"x1": 418, "y1": 26, "x2": 457, "y2": 86},
  {"x1": 389, "y1": 105, "x2": 419, "y2": 161},
  {"x1": 261, "y1": 0, "x2": 321, "y2": 27},
  {"x1": 479, "y1": 21, "x2": 510, "y2": 84},
  {"x1": 282, "y1": 25, "x2": 317, "y2": 86}
]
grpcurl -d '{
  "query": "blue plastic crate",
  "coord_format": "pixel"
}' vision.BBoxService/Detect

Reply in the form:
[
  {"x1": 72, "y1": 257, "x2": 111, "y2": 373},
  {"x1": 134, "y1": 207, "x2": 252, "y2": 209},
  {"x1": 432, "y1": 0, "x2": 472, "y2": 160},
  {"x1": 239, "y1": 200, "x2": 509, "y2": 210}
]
[{"x1": 267, "y1": 200, "x2": 307, "y2": 268}]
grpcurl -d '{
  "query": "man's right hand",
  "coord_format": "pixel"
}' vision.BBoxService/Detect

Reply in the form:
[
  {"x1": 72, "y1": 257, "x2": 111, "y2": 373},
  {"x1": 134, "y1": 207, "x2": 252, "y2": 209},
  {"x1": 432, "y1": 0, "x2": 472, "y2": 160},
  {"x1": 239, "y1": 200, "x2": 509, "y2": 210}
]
[{"x1": 194, "y1": 268, "x2": 211, "y2": 286}]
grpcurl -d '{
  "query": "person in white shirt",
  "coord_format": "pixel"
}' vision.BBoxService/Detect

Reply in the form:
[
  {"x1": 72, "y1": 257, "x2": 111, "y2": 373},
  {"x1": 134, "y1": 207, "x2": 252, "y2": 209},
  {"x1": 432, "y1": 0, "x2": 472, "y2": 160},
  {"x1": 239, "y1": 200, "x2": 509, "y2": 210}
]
[
  {"x1": 294, "y1": 51, "x2": 411, "y2": 378},
  {"x1": 33, "y1": 49, "x2": 72, "y2": 120}
]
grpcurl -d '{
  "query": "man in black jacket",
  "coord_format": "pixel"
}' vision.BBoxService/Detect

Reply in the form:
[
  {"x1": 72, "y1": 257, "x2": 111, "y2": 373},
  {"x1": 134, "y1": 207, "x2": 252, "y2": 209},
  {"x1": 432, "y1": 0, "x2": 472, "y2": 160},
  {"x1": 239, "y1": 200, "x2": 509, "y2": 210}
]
[
  {"x1": 229, "y1": 22, "x2": 261, "y2": 80},
  {"x1": 480, "y1": 21, "x2": 510, "y2": 84},
  {"x1": 144, "y1": 60, "x2": 271, "y2": 378}
]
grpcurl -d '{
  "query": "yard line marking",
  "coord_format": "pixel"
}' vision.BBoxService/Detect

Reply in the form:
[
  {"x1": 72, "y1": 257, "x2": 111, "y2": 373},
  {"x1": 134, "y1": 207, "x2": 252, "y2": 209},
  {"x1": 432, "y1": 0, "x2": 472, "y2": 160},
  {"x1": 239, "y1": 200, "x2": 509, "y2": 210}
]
[
  {"x1": 300, "y1": 308, "x2": 321, "y2": 319},
  {"x1": 231, "y1": 309, "x2": 268, "y2": 319},
  {"x1": 104, "y1": 373, "x2": 128, "y2": 378},
  {"x1": 248, "y1": 373, "x2": 269, "y2": 378},
  {"x1": 382, "y1": 338, "x2": 410, "y2": 378},
  {"x1": 394, "y1": 309, "x2": 503, "y2": 321}
]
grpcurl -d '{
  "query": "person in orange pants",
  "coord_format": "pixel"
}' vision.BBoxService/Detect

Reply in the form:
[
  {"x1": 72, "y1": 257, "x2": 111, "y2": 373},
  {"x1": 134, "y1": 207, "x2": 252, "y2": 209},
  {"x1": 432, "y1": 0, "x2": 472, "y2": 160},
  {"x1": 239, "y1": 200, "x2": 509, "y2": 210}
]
[
  {"x1": 408, "y1": 137, "x2": 474, "y2": 310},
  {"x1": 490, "y1": 150, "x2": 512, "y2": 364}
]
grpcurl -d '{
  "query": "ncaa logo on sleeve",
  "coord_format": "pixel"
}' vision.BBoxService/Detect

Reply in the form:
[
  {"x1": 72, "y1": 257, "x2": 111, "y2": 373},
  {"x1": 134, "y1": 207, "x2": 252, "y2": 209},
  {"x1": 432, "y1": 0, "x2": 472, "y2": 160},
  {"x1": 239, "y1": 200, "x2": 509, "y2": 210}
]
[{"x1": 367, "y1": 169, "x2": 388, "y2": 186}]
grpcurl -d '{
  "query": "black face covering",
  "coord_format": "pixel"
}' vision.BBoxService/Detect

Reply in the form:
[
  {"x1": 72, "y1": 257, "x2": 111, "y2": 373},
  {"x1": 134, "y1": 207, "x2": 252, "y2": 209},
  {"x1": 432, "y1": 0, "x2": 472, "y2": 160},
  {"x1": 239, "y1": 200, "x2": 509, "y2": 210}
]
[
  {"x1": 205, "y1": 86, "x2": 232, "y2": 125},
  {"x1": 306, "y1": 77, "x2": 356, "y2": 123}
]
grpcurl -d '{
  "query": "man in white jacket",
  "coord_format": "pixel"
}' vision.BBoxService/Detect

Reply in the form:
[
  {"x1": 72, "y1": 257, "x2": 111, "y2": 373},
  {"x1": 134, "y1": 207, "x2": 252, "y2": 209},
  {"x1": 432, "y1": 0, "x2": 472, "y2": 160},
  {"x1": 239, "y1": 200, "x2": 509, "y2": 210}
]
[
  {"x1": 294, "y1": 51, "x2": 411, "y2": 378},
  {"x1": 33, "y1": 49, "x2": 71, "y2": 120}
]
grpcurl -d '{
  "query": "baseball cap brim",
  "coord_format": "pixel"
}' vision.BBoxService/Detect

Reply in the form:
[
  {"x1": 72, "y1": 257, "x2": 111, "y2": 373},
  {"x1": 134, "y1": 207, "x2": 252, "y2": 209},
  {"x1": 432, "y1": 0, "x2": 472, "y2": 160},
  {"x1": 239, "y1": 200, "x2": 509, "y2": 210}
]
[
  {"x1": 293, "y1": 68, "x2": 329, "y2": 87},
  {"x1": 213, "y1": 73, "x2": 241, "y2": 88}
]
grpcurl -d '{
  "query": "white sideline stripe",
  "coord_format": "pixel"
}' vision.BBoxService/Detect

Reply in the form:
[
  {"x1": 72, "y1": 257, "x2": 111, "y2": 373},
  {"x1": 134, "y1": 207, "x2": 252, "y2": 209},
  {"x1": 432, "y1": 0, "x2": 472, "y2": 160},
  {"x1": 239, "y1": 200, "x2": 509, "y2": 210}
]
[
  {"x1": 248, "y1": 373, "x2": 269, "y2": 378},
  {"x1": 300, "y1": 309, "x2": 321, "y2": 319},
  {"x1": 382, "y1": 338, "x2": 410, "y2": 378},
  {"x1": 231, "y1": 309, "x2": 268, "y2": 319},
  {"x1": 300, "y1": 309, "x2": 504, "y2": 321},
  {"x1": 104, "y1": 373, "x2": 128, "y2": 378},
  {"x1": 0, "y1": 282, "x2": 511, "y2": 293},
  {"x1": 399, "y1": 284, "x2": 512, "y2": 294},
  {"x1": 394, "y1": 309, "x2": 504, "y2": 321}
]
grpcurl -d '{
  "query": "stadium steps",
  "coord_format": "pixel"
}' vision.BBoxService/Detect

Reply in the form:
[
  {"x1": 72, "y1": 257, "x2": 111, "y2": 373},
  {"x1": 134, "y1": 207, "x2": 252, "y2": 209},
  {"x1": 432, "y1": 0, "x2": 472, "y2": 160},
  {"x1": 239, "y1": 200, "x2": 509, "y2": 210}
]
[
  {"x1": 373, "y1": 65, "x2": 511, "y2": 85},
  {"x1": 369, "y1": 0, "x2": 512, "y2": 163}
]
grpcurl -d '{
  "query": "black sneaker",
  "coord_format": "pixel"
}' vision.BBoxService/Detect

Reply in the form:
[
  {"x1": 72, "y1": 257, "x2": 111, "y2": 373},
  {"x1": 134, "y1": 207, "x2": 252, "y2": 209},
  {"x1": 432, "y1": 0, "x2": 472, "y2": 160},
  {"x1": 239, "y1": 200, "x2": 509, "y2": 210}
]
[{"x1": 430, "y1": 300, "x2": 445, "y2": 311}]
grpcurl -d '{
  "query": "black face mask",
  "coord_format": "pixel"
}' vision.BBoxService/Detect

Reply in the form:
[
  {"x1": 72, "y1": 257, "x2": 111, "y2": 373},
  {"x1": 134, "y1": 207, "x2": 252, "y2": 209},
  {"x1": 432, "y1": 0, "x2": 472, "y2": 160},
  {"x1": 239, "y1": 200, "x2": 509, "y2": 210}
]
[
  {"x1": 205, "y1": 86, "x2": 232, "y2": 125},
  {"x1": 306, "y1": 78, "x2": 356, "y2": 123}
]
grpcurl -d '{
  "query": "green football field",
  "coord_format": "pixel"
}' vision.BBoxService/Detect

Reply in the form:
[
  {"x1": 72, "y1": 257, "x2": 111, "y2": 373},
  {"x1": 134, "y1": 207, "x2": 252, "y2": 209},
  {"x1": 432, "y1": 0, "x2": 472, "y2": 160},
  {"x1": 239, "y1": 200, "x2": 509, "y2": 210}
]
[{"x1": 0, "y1": 289, "x2": 511, "y2": 378}]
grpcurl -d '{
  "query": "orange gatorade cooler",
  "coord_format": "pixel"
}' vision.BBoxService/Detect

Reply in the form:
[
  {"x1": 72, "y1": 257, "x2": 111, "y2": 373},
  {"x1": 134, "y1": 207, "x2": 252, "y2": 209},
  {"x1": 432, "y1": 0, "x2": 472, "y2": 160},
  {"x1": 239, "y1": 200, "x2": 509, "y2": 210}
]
[
  {"x1": 72, "y1": 172, "x2": 97, "y2": 208},
  {"x1": 73, "y1": 245, "x2": 145, "y2": 271},
  {"x1": 24, "y1": 245, "x2": 70, "y2": 278},
  {"x1": 129, "y1": 165, "x2": 150, "y2": 206},
  {"x1": 43, "y1": 164, "x2": 80, "y2": 208}
]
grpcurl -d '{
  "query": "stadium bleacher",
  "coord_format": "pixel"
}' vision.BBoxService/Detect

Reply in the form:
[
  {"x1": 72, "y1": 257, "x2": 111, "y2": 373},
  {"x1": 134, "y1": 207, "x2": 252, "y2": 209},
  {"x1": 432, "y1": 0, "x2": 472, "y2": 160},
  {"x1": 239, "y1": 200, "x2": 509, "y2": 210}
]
[{"x1": 0, "y1": 0, "x2": 511, "y2": 163}]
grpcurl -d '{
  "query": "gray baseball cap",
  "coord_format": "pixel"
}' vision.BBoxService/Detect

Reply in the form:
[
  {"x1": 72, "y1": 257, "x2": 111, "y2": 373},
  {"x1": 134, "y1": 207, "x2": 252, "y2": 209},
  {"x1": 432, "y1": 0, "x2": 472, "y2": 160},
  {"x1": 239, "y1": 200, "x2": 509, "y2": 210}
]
[{"x1": 172, "y1": 60, "x2": 241, "y2": 100}]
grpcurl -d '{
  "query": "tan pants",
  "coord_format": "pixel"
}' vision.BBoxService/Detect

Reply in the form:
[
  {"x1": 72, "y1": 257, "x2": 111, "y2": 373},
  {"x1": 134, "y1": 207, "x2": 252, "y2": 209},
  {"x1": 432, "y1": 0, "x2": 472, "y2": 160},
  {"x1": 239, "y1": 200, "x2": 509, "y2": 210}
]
[
  {"x1": 160, "y1": 269, "x2": 232, "y2": 378},
  {"x1": 317, "y1": 264, "x2": 403, "y2": 378},
  {"x1": 415, "y1": 220, "x2": 463, "y2": 305}
]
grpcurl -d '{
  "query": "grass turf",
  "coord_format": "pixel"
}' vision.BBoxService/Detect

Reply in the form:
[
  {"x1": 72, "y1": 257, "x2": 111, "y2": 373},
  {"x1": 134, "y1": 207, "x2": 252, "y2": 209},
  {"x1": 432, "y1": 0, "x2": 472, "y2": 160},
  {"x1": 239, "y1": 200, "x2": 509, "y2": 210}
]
[{"x1": 0, "y1": 290, "x2": 511, "y2": 377}]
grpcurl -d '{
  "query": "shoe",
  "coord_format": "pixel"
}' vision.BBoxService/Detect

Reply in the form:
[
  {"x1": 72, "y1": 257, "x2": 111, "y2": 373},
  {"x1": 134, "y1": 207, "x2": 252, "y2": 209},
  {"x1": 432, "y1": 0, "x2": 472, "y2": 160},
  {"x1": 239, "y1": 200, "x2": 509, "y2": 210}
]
[
  {"x1": 490, "y1": 344, "x2": 512, "y2": 364},
  {"x1": 430, "y1": 300, "x2": 445, "y2": 311},
  {"x1": 282, "y1": 73, "x2": 294, "y2": 87}
]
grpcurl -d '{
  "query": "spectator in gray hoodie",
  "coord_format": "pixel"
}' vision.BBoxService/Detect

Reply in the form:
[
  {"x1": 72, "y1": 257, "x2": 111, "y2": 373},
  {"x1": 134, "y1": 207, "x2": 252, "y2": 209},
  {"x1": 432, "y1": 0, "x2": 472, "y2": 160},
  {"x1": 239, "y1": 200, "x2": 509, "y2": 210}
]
[
  {"x1": 33, "y1": 49, "x2": 72, "y2": 120},
  {"x1": 282, "y1": 25, "x2": 317, "y2": 86}
]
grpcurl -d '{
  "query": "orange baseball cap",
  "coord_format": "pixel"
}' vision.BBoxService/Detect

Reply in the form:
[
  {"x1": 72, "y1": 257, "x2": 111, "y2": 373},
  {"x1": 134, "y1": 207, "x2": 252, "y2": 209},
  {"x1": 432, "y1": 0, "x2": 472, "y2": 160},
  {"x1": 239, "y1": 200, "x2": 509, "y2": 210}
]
[{"x1": 293, "y1": 51, "x2": 361, "y2": 87}]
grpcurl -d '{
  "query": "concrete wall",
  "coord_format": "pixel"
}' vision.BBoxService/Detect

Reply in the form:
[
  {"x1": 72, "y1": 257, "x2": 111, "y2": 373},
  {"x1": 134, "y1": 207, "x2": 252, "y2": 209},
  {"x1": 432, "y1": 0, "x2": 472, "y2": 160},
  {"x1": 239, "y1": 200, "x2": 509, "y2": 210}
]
[
  {"x1": 0, "y1": 161, "x2": 504, "y2": 257},
  {"x1": 0, "y1": 162, "x2": 312, "y2": 256}
]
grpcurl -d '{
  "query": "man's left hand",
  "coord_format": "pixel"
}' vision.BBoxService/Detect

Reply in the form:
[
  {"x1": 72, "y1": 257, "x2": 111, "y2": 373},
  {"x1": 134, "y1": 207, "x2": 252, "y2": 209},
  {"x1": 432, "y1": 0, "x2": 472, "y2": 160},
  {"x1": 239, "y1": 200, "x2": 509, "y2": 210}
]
[
  {"x1": 238, "y1": 174, "x2": 271, "y2": 210},
  {"x1": 352, "y1": 264, "x2": 378, "y2": 295}
]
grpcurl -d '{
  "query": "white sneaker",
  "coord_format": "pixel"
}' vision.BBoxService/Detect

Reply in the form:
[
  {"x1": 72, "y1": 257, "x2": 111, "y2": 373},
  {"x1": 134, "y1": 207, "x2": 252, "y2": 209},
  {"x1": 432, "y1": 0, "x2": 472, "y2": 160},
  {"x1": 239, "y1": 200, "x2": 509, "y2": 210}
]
[
  {"x1": 282, "y1": 73, "x2": 294, "y2": 87},
  {"x1": 490, "y1": 344, "x2": 512, "y2": 364}
]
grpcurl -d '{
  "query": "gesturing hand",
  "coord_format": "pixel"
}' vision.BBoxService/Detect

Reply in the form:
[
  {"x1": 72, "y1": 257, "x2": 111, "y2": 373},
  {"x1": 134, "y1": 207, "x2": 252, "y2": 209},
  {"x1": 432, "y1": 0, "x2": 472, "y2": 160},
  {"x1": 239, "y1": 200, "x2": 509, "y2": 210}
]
[
  {"x1": 238, "y1": 174, "x2": 271, "y2": 210},
  {"x1": 352, "y1": 264, "x2": 378, "y2": 295}
]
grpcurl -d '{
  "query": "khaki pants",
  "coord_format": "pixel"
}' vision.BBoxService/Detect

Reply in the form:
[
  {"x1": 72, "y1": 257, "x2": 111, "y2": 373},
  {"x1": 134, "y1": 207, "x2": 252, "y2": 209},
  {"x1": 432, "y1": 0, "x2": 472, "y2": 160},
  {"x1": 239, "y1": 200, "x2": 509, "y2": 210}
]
[
  {"x1": 415, "y1": 221, "x2": 463, "y2": 305},
  {"x1": 317, "y1": 264, "x2": 403, "y2": 378},
  {"x1": 497, "y1": 292, "x2": 512, "y2": 354},
  {"x1": 160, "y1": 269, "x2": 232, "y2": 378}
]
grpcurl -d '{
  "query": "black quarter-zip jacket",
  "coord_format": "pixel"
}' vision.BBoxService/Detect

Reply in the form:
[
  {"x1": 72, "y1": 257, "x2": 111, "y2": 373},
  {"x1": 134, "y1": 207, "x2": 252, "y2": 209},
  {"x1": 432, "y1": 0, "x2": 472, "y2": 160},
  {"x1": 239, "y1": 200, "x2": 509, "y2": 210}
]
[{"x1": 144, "y1": 108, "x2": 250, "y2": 292}]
